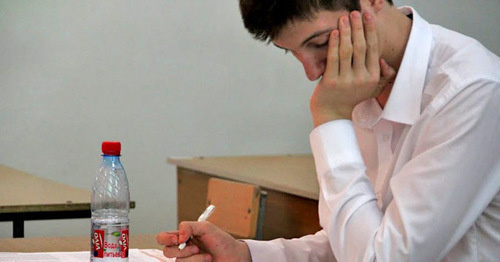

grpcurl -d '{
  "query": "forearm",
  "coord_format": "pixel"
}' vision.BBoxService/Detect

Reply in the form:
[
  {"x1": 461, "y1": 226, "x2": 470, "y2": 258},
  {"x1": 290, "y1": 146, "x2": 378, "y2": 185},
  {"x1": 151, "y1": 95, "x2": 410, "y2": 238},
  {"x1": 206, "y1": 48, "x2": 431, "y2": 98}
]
[
  {"x1": 311, "y1": 120, "x2": 381, "y2": 260},
  {"x1": 243, "y1": 230, "x2": 336, "y2": 262}
]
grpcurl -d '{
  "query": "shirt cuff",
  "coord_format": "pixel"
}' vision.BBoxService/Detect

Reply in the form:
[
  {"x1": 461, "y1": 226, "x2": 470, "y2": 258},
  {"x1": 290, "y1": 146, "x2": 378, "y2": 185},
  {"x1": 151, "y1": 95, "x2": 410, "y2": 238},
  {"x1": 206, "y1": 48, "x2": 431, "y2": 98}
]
[{"x1": 309, "y1": 120, "x2": 364, "y2": 180}]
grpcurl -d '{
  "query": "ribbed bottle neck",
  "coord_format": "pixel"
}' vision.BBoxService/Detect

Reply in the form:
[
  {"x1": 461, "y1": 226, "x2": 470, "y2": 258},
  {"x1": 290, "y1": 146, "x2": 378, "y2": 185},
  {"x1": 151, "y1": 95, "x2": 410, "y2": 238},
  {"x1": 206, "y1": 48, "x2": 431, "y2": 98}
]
[{"x1": 101, "y1": 155, "x2": 122, "y2": 166}]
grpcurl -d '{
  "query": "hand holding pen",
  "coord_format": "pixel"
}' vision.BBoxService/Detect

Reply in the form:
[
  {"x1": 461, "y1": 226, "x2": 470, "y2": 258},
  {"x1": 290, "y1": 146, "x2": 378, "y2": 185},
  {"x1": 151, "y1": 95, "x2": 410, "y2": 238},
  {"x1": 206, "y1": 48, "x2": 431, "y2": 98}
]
[
  {"x1": 178, "y1": 204, "x2": 216, "y2": 250},
  {"x1": 156, "y1": 204, "x2": 252, "y2": 261}
]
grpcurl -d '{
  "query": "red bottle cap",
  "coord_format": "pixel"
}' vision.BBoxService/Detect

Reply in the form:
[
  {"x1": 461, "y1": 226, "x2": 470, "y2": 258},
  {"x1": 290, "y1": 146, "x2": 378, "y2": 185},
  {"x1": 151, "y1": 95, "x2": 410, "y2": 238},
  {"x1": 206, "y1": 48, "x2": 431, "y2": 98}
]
[{"x1": 102, "y1": 141, "x2": 121, "y2": 156}]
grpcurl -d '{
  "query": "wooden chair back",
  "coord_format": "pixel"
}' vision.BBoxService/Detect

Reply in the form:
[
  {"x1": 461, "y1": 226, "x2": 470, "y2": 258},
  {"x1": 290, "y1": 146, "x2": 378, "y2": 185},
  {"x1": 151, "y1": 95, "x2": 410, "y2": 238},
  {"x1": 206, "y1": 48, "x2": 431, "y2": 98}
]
[{"x1": 205, "y1": 178, "x2": 265, "y2": 239}]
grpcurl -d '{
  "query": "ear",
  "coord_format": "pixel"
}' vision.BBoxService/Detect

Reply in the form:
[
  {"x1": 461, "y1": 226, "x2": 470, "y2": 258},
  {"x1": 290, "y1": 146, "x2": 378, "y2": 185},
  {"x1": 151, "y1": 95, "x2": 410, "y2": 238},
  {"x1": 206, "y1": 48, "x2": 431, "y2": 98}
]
[{"x1": 360, "y1": 0, "x2": 386, "y2": 13}]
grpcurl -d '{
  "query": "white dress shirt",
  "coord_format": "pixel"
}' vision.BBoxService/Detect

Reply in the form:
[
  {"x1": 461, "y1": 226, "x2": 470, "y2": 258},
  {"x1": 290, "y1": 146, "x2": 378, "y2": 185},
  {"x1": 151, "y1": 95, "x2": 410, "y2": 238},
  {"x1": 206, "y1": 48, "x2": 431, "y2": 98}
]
[{"x1": 245, "y1": 6, "x2": 500, "y2": 262}]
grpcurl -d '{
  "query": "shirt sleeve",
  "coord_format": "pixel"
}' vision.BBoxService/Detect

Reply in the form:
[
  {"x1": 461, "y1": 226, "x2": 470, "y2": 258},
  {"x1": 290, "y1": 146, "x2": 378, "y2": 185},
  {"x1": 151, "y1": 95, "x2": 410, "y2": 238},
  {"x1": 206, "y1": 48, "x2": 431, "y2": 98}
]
[
  {"x1": 244, "y1": 230, "x2": 337, "y2": 262},
  {"x1": 309, "y1": 81, "x2": 500, "y2": 261},
  {"x1": 310, "y1": 120, "x2": 382, "y2": 261}
]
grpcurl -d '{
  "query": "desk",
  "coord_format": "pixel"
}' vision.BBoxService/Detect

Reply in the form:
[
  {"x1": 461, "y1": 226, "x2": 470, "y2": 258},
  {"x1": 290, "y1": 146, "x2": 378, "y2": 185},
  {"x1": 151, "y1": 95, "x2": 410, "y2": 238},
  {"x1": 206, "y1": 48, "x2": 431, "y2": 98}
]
[
  {"x1": 0, "y1": 234, "x2": 161, "y2": 252},
  {"x1": 168, "y1": 155, "x2": 321, "y2": 240},
  {"x1": 0, "y1": 165, "x2": 135, "y2": 238}
]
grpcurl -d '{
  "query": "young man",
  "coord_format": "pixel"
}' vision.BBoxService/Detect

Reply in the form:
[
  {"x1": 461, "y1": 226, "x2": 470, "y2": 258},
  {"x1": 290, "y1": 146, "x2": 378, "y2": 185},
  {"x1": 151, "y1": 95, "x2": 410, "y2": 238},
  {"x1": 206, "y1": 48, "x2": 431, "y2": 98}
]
[{"x1": 157, "y1": 0, "x2": 500, "y2": 261}]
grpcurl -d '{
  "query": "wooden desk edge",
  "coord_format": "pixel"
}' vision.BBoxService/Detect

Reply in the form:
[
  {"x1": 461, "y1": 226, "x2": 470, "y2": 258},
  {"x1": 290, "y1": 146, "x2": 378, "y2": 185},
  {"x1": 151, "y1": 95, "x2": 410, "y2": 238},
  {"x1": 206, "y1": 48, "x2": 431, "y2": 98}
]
[
  {"x1": 0, "y1": 201, "x2": 136, "y2": 214},
  {"x1": 167, "y1": 156, "x2": 319, "y2": 200}
]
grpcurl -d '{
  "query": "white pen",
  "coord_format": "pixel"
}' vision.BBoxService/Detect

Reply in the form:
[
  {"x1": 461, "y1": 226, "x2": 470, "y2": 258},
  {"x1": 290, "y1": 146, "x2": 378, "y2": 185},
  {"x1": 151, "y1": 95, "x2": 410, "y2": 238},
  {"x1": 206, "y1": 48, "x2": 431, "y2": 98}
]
[{"x1": 178, "y1": 204, "x2": 216, "y2": 250}]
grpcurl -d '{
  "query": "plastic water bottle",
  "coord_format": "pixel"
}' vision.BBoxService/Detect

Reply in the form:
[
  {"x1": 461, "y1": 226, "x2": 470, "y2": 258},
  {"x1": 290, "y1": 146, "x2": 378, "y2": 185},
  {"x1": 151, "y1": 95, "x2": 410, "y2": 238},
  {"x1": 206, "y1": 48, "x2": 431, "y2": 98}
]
[{"x1": 91, "y1": 141, "x2": 130, "y2": 261}]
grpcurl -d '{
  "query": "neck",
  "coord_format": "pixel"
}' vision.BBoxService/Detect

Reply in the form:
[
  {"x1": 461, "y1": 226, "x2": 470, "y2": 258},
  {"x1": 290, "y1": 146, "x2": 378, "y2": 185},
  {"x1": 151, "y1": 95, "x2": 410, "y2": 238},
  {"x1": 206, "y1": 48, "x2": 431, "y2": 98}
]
[
  {"x1": 379, "y1": 7, "x2": 412, "y2": 71},
  {"x1": 375, "y1": 6, "x2": 412, "y2": 107}
]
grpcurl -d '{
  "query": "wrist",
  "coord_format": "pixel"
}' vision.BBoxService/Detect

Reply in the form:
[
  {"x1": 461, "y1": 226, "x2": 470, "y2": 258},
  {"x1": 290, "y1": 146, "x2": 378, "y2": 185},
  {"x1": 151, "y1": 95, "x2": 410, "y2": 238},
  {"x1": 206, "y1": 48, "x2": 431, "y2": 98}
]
[
  {"x1": 311, "y1": 110, "x2": 352, "y2": 128},
  {"x1": 237, "y1": 240, "x2": 252, "y2": 262}
]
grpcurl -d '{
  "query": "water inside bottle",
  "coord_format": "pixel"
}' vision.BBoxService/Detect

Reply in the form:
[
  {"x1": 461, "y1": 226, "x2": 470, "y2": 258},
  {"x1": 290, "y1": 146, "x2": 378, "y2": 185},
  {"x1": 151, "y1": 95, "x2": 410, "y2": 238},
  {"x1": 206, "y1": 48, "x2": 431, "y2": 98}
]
[{"x1": 91, "y1": 209, "x2": 130, "y2": 261}]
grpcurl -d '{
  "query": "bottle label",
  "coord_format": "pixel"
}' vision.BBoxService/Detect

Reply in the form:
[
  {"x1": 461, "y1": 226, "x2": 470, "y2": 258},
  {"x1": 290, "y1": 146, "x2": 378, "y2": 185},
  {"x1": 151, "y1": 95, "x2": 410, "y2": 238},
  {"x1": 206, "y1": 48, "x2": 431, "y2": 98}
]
[
  {"x1": 91, "y1": 223, "x2": 129, "y2": 261},
  {"x1": 119, "y1": 229, "x2": 129, "y2": 258},
  {"x1": 92, "y1": 229, "x2": 105, "y2": 258}
]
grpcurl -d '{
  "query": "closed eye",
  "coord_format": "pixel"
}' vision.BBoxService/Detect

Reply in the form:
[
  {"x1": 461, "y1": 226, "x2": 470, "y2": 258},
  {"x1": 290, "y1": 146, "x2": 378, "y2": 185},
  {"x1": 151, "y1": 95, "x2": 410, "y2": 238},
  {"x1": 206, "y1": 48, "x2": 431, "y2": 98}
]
[
  {"x1": 272, "y1": 43, "x2": 290, "y2": 55},
  {"x1": 312, "y1": 41, "x2": 329, "y2": 49}
]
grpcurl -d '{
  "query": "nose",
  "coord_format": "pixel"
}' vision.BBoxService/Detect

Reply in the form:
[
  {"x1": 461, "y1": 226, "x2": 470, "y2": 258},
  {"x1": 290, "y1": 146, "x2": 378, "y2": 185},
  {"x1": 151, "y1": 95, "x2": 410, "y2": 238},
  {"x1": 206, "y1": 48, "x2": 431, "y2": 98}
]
[{"x1": 292, "y1": 51, "x2": 325, "y2": 81}]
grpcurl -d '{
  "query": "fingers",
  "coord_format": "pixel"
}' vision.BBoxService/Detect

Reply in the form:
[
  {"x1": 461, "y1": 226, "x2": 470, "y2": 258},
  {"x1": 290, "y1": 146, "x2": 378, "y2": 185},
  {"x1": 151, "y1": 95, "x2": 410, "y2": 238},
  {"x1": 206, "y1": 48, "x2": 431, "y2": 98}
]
[
  {"x1": 156, "y1": 231, "x2": 179, "y2": 245},
  {"x1": 380, "y1": 58, "x2": 396, "y2": 79},
  {"x1": 363, "y1": 12, "x2": 379, "y2": 76},
  {"x1": 158, "y1": 222, "x2": 220, "y2": 261},
  {"x1": 158, "y1": 230, "x2": 202, "y2": 260},
  {"x1": 373, "y1": 58, "x2": 396, "y2": 97},
  {"x1": 323, "y1": 29, "x2": 340, "y2": 80},
  {"x1": 377, "y1": 58, "x2": 396, "y2": 91},
  {"x1": 338, "y1": 15, "x2": 353, "y2": 76},
  {"x1": 350, "y1": 11, "x2": 366, "y2": 73},
  {"x1": 178, "y1": 221, "x2": 214, "y2": 243},
  {"x1": 178, "y1": 221, "x2": 196, "y2": 243},
  {"x1": 163, "y1": 244, "x2": 200, "y2": 259},
  {"x1": 324, "y1": 11, "x2": 374, "y2": 81}
]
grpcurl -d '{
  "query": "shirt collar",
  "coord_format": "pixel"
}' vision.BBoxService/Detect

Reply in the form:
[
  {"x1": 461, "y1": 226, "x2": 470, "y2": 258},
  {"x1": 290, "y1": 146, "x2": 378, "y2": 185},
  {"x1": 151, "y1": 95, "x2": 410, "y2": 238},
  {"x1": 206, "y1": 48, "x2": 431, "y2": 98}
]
[{"x1": 381, "y1": 6, "x2": 433, "y2": 125}]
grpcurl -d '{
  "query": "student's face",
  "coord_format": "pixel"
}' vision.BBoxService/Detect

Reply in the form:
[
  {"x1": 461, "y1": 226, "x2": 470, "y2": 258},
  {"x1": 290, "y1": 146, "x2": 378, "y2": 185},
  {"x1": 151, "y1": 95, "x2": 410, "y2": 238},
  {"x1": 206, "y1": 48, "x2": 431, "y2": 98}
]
[{"x1": 272, "y1": 10, "x2": 349, "y2": 81}]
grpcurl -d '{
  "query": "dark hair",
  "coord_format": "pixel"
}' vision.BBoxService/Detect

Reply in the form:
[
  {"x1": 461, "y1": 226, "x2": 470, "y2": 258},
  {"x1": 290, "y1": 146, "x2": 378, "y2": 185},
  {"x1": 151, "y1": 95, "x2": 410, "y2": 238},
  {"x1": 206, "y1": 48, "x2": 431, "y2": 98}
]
[{"x1": 240, "y1": 0, "x2": 393, "y2": 42}]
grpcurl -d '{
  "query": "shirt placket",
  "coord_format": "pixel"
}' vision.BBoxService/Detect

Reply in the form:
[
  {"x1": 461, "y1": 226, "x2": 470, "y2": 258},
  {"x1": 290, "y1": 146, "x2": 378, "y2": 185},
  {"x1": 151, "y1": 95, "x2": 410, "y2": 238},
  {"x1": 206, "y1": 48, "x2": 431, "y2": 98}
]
[{"x1": 373, "y1": 120, "x2": 394, "y2": 210}]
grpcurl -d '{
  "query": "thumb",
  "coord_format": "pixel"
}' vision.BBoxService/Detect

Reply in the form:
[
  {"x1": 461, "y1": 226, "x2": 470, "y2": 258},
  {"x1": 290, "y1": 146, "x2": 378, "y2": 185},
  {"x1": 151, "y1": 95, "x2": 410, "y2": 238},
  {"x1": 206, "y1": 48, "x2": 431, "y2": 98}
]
[
  {"x1": 379, "y1": 58, "x2": 396, "y2": 84},
  {"x1": 373, "y1": 58, "x2": 396, "y2": 96},
  {"x1": 178, "y1": 221, "x2": 214, "y2": 243}
]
